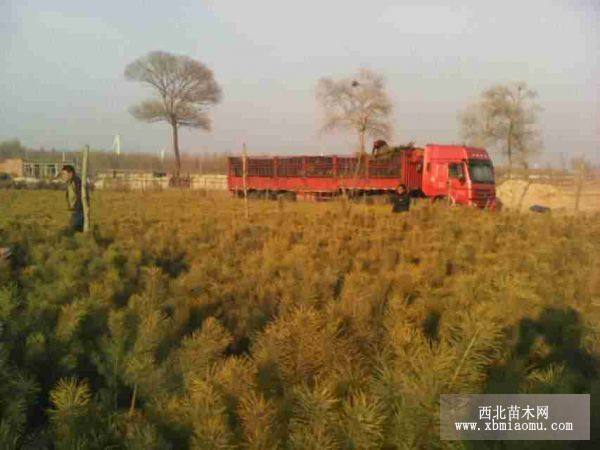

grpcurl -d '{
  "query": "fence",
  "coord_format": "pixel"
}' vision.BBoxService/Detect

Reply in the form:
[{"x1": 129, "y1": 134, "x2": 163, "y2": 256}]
[
  {"x1": 94, "y1": 171, "x2": 227, "y2": 191},
  {"x1": 229, "y1": 155, "x2": 403, "y2": 179}
]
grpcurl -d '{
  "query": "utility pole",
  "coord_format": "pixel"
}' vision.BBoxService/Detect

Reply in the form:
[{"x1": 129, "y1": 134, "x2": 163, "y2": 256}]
[
  {"x1": 81, "y1": 145, "x2": 91, "y2": 233},
  {"x1": 112, "y1": 134, "x2": 121, "y2": 156},
  {"x1": 242, "y1": 142, "x2": 249, "y2": 219},
  {"x1": 160, "y1": 147, "x2": 166, "y2": 172},
  {"x1": 112, "y1": 134, "x2": 121, "y2": 170}
]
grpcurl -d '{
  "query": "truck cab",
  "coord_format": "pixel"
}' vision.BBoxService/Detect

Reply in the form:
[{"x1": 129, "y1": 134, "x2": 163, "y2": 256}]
[{"x1": 421, "y1": 144, "x2": 499, "y2": 208}]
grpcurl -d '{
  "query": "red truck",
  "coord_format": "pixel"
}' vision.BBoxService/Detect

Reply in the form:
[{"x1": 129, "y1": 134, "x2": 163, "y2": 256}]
[{"x1": 228, "y1": 143, "x2": 500, "y2": 209}]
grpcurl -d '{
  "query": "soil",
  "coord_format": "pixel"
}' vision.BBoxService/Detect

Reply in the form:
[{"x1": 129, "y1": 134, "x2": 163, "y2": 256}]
[{"x1": 496, "y1": 179, "x2": 599, "y2": 213}]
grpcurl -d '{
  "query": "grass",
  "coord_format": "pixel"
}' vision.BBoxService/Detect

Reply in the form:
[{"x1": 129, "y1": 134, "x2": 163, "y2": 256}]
[{"x1": 0, "y1": 189, "x2": 599, "y2": 448}]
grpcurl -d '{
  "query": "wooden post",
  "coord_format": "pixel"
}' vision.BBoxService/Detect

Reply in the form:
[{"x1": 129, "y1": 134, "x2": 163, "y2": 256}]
[
  {"x1": 517, "y1": 178, "x2": 532, "y2": 212},
  {"x1": 575, "y1": 161, "x2": 584, "y2": 212},
  {"x1": 81, "y1": 145, "x2": 91, "y2": 233},
  {"x1": 242, "y1": 142, "x2": 249, "y2": 219}
]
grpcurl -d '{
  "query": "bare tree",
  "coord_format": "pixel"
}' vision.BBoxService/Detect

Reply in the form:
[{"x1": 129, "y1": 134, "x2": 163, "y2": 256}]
[
  {"x1": 125, "y1": 51, "x2": 222, "y2": 177},
  {"x1": 460, "y1": 82, "x2": 542, "y2": 176},
  {"x1": 316, "y1": 68, "x2": 393, "y2": 154}
]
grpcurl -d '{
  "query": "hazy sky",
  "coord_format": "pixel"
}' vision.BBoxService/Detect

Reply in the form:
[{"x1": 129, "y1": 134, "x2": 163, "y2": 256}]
[{"x1": 1, "y1": 0, "x2": 598, "y2": 165}]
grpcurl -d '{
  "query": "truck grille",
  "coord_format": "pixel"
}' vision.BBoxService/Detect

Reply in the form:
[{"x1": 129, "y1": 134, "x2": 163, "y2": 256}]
[{"x1": 471, "y1": 190, "x2": 494, "y2": 207}]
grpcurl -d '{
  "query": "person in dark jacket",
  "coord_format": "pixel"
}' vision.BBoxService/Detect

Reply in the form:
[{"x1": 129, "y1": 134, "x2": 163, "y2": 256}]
[
  {"x1": 391, "y1": 184, "x2": 410, "y2": 213},
  {"x1": 61, "y1": 165, "x2": 85, "y2": 232}
]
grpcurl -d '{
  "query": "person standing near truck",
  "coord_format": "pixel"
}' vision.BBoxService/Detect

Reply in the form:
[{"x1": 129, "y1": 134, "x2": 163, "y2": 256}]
[
  {"x1": 391, "y1": 184, "x2": 410, "y2": 213},
  {"x1": 0, "y1": 246, "x2": 12, "y2": 285},
  {"x1": 61, "y1": 165, "x2": 86, "y2": 232}
]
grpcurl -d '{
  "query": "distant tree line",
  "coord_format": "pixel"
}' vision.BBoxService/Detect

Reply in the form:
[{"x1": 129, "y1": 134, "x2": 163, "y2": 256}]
[
  {"x1": 314, "y1": 69, "x2": 547, "y2": 175},
  {"x1": 0, "y1": 140, "x2": 229, "y2": 176},
  {"x1": 8, "y1": 51, "x2": 594, "y2": 176}
]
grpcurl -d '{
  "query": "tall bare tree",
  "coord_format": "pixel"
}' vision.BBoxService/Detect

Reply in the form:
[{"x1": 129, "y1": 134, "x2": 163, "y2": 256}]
[
  {"x1": 125, "y1": 51, "x2": 222, "y2": 177},
  {"x1": 316, "y1": 68, "x2": 393, "y2": 154},
  {"x1": 460, "y1": 82, "x2": 542, "y2": 176}
]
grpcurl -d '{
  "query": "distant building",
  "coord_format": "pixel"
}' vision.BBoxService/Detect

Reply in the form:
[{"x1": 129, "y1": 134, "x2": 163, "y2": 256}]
[
  {"x1": 0, "y1": 158, "x2": 77, "y2": 179},
  {"x1": 0, "y1": 158, "x2": 23, "y2": 177}
]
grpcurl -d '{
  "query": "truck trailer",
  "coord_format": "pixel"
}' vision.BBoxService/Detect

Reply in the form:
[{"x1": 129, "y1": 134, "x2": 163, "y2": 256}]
[{"x1": 227, "y1": 143, "x2": 500, "y2": 208}]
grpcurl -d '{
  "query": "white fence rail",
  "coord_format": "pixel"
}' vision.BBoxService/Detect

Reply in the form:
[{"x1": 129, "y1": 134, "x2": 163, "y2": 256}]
[{"x1": 94, "y1": 173, "x2": 227, "y2": 191}]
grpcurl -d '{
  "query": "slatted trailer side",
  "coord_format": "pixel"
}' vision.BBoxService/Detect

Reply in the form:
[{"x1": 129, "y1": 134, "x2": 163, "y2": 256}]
[{"x1": 228, "y1": 150, "x2": 423, "y2": 199}]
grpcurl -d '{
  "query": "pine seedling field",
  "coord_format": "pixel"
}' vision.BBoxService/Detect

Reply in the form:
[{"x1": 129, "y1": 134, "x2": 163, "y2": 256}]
[{"x1": 1, "y1": 190, "x2": 599, "y2": 449}]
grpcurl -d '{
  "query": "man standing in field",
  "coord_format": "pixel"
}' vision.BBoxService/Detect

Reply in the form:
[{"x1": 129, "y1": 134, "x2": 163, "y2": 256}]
[
  {"x1": 391, "y1": 184, "x2": 410, "y2": 213},
  {"x1": 0, "y1": 246, "x2": 12, "y2": 285},
  {"x1": 61, "y1": 165, "x2": 86, "y2": 233}
]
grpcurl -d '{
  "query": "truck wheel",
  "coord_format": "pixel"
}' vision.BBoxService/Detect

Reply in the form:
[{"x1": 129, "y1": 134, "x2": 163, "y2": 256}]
[
  {"x1": 433, "y1": 195, "x2": 456, "y2": 206},
  {"x1": 283, "y1": 192, "x2": 297, "y2": 202},
  {"x1": 248, "y1": 190, "x2": 263, "y2": 200},
  {"x1": 432, "y1": 196, "x2": 454, "y2": 206}
]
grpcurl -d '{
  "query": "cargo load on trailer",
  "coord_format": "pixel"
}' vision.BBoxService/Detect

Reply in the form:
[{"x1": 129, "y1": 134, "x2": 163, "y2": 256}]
[{"x1": 228, "y1": 141, "x2": 500, "y2": 208}]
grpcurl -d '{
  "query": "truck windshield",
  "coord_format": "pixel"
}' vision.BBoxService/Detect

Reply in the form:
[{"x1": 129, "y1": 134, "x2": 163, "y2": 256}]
[{"x1": 468, "y1": 160, "x2": 494, "y2": 184}]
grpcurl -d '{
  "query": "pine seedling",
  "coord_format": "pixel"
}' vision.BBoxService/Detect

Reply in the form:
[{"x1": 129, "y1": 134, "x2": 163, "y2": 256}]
[
  {"x1": 238, "y1": 390, "x2": 278, "y2": 450},
  {"x1": 337, "y1": 390, "x2": 385, "y2": 450},
  {"x1": 288, "y1": 382, "x2": 338, "y2": 449},
  {"x1": 187, "y1": 378, "x2": 234, "y2": 450},
  {"x1": 178, "y1": 317, "x2": 232, "y2": 386}
]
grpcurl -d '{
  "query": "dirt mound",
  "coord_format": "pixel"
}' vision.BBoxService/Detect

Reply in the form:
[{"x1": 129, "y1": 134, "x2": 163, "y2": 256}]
[{"x1": 497, "y1": 180, "x2": 563, "y2": 210}]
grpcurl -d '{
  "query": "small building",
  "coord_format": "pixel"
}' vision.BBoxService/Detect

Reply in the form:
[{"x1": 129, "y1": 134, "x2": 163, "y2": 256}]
[
  {"x1": 0, "y1": 158, "x2": 25, "y2": 177},
  {"x1": 0, "y1": 158, "x2": 77, "y2": 179}
]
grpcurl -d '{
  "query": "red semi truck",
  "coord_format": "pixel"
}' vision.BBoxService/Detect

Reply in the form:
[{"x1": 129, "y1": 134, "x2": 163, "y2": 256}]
[{"x1": 228, "y1": 143, "x2": 500, "y2": 209}]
